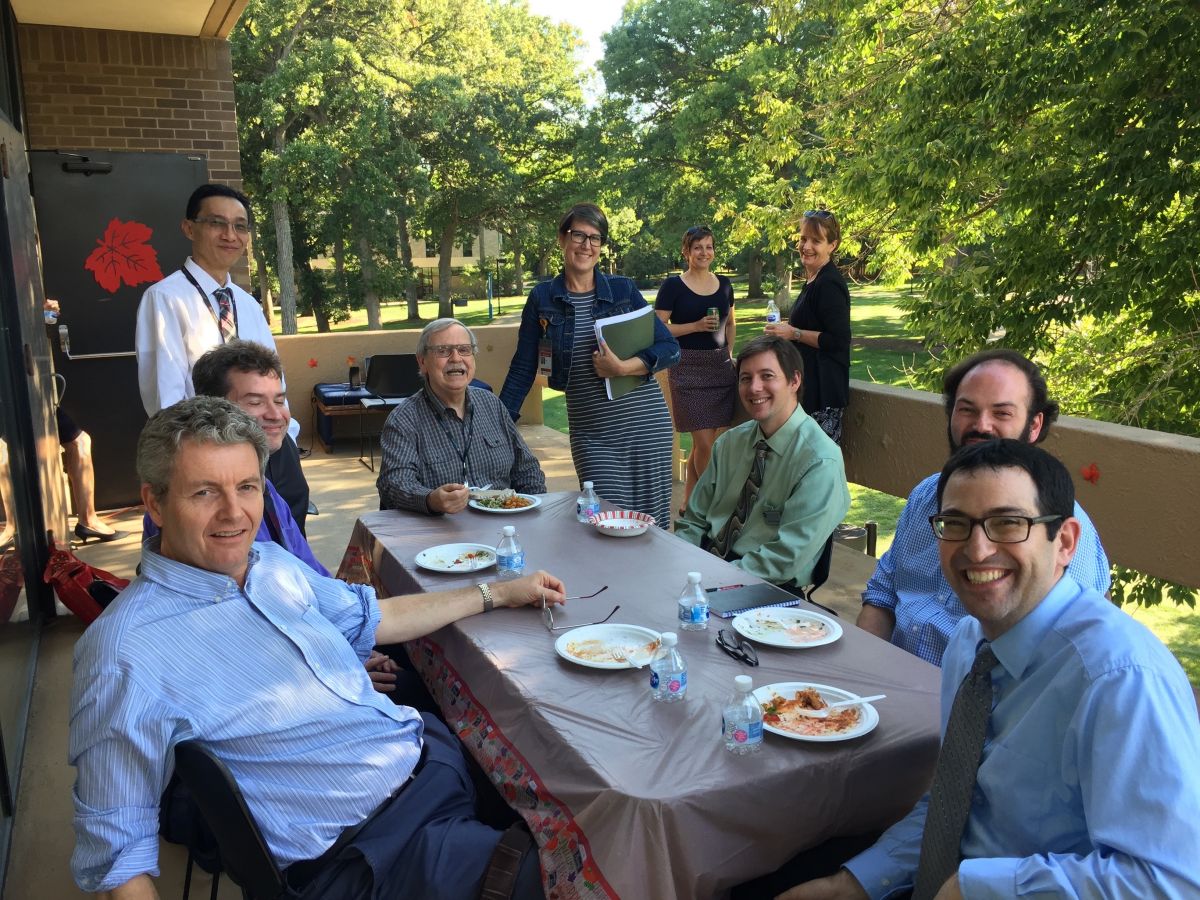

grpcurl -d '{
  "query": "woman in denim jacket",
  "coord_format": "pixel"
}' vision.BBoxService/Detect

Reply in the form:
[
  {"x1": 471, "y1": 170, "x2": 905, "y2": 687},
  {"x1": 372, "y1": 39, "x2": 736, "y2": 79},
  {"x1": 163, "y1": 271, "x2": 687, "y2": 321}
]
[{"x1": 499, "y1": 203, "x2": 680, "y2": 527}]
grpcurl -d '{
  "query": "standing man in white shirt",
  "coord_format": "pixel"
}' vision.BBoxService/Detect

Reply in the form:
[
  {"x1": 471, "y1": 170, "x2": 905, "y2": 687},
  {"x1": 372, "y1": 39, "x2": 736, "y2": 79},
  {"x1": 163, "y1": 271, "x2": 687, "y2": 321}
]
[{"x1": 136, "y1": 183, "x2": 311, "y2": 531}]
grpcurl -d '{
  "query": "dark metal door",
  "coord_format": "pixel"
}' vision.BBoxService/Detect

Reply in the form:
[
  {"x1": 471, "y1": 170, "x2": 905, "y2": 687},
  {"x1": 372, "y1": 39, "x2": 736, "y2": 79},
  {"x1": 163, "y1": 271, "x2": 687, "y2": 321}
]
[{"x1": 30, "y1": 150, "x2": 208, "y2": 508}]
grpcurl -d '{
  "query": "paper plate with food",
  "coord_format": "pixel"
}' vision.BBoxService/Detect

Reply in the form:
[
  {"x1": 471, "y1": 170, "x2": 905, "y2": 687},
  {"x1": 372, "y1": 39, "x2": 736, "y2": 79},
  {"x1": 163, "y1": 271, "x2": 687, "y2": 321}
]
[
  {"x1": 752, "y1": 682, "x2": 880, "y2": 742},
  {"x1": 415, "y1": 543, "x2": 497, "y2": 573},
  {"x1": 731, "y1": 607, "x2": 842, "y2": 648},
  {"x1": 468, "y1": 489, "x2": 542, "y2": 513},
  {"x1": 554, "y1": 624, "x2": 661, "y2": 670}
]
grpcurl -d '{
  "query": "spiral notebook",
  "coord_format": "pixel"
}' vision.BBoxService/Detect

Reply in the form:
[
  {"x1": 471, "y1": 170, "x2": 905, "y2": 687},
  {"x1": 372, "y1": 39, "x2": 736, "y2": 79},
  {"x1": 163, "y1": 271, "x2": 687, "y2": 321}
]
[{"x1": 706, "y1": 582, "x2": 803, "y2": 619}]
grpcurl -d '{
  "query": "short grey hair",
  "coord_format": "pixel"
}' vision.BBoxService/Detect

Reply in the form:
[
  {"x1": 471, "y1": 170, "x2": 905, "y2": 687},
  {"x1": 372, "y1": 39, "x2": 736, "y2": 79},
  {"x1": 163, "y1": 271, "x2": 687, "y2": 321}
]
[
  {"x1": 137, "y1": 396, "x2": 269, "y2": 499},
  {"x1": 416, "y1": 318, "x2": 477, "y2": 358}
]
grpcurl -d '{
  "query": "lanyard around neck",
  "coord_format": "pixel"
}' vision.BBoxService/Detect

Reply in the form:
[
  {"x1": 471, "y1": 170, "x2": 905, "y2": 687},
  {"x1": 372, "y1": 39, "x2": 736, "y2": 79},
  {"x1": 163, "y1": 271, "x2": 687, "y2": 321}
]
[
  {"x1": 425, "y1": 389, "x2": 474, "y2": 482},
  {"x1": 182, "y1": 266, "x2": 239, "y2": 343}
]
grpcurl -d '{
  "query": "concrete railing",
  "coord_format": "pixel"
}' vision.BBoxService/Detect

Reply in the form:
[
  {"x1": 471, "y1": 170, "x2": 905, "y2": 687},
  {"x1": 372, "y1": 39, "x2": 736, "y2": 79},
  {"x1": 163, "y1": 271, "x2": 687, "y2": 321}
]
[
  {"x1": 843, "y1": 380, "x2": 1200, "y2": 588},
  {"x1": 276, "y1": 325, "x2": 1200, "y2": 589}
]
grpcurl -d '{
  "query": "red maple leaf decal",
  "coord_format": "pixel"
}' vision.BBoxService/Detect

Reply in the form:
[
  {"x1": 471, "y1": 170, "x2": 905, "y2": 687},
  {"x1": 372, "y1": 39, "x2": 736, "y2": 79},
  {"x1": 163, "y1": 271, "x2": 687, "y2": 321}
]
[
  {"x1": 1080, "y1": 462, "x2": 1100, "y2": 485},
  {"x1": 84, "y1": 218, "x2": 165, "y2": 293},
  {"x1": 307, "y1": 358, "x2": 319, "y2": 368}
]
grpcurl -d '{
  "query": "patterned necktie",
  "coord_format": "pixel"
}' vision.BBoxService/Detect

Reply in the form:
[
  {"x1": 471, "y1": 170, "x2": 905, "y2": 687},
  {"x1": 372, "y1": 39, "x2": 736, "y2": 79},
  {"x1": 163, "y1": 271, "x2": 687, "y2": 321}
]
[
  {"x1": 214, "y1": 287, "x2": 236, "y2": 341},
  {"x1": 912, "y1": 641, "x2": 999, "y2": 900},
  {"x1": 711, "y1": 439, "x2": 770, "y2": 559}
]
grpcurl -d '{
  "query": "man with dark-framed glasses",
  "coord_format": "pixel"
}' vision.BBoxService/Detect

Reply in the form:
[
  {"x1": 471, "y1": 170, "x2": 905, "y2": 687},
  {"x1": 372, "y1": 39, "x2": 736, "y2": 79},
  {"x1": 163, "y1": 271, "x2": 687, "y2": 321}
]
[
  {"x1": 856, "y1": 349, "x2": 1111, "y2": 666},
  {"x1": 377, "y1": 318, "x2": 545, "y2": 515},
  {"x1": 775, "y1": 439, "x2": 1200, "y2": 900}
]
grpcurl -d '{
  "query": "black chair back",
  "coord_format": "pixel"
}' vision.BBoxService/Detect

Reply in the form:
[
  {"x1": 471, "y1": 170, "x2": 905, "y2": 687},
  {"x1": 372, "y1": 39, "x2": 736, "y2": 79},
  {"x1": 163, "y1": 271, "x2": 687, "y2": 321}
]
[
  {"x1": 173, "y1": 741, "x2": 286, "y2": 900},
  {"x1": 808, "y1": 534, "x2": 835, "y2": 595},
  {"x1": 365, "y1": 354, "x2": 422, "y2": 399}
]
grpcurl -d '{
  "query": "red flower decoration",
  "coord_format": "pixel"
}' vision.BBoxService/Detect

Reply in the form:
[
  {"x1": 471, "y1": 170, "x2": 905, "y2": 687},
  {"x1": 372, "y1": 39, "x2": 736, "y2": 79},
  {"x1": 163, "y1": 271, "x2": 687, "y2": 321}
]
[
  {"x1": 84, "y1": 218, "x2": 165, "y2": 293},
  {"x1": 347, "y1": 355, "x2": 357, "y2": 366},
  {"x1": 307, "y1": 358, "x2": 318, "y2": 368},
  {"x1": 1080, "y1": 462, "x2": 1100, "y2": 485}
]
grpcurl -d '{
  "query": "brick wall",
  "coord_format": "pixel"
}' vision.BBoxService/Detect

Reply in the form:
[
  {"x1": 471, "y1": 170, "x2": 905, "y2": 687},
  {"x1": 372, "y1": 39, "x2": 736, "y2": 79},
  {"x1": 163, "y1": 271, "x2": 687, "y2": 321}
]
[{"x1": 17, "y1": 24, "x2": 243, "y2": 186}]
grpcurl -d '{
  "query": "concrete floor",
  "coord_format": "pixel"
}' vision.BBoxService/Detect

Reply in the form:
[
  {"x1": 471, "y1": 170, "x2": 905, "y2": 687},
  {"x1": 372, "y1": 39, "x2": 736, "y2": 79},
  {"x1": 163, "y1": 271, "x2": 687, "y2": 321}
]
[{"x1": 5, "y1": 424, "x2": 873, "y2": 898}]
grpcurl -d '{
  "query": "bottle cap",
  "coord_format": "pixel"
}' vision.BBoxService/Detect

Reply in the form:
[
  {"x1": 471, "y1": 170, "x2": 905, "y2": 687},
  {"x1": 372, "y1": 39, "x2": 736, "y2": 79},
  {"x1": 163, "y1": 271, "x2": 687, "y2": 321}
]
[
  {"x1": 502, "y1": 525, "x2": 516, "y2": 536},
  {"x1": 734, "y1": 675, "x2": 753, "y2": 692},
  {"x1": 687, "y1": 571, "x2": 702, "y2": 583},
  {"x1": 583, "y1": 481, "x2": 593, "y2": 490},
  {"x1": 660, "y1": 632, "x2": 677, "y2": 647}
]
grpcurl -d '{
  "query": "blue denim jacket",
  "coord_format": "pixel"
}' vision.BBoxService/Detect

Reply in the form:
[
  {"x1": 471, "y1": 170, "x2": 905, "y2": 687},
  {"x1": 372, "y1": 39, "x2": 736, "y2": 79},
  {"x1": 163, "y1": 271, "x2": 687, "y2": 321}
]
[{"x1": 499, "y1": 270, "x2": 680, "y2": 420}]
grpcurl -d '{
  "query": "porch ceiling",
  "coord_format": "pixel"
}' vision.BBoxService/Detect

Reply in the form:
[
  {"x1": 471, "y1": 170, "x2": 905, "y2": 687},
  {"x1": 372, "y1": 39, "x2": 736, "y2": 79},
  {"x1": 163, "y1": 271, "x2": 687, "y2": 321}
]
[{"x1": 11, "y1": 0, "x2": 248, "y2": 39}]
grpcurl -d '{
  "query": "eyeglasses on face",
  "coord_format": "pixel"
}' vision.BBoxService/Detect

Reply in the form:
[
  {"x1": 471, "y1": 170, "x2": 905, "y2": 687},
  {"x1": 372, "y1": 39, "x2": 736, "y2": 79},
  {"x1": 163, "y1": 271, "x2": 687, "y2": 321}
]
[
  {"x1": 566, "y1": 229, "x2": 603, "y2": 247},
  {"x1": 192, "y1": 216, "x2": 250, "y2": 236},
  {"x1": 929, "y1": 513, "x2": 1063, "y2": 544},
  {"x1": 715, "y1": 629, "x2": 759, "y2": 666},
  {"x1": 427, "y1": 344, "x2": 475, "y2": 358}
]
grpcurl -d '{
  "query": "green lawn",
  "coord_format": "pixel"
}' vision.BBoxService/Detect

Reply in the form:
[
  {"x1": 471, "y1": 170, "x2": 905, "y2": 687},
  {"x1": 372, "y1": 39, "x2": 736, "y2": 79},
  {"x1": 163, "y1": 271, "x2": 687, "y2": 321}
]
[{"x1": 274, "y1": 295, "x2": 526, "y2": 334}]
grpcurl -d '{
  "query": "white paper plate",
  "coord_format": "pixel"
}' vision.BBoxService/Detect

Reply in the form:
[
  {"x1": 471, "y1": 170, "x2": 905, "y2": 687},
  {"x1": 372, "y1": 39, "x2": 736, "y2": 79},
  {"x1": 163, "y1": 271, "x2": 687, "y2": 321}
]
[
  {"x1": 554, "y1": 624, "x2": 662, "y2": 670},
  {"x1": 467, "y1": 494, "x2": 542, "y2": 514},
  {"x1": 415, "y1": 543, "x2": 497, "y2": 573},
  {"x1": 752, "y1": 682, "x2": 879, "y2": 742},
  {"x1": 732, "y1": 607, "x2": 843, "y2": 648}
]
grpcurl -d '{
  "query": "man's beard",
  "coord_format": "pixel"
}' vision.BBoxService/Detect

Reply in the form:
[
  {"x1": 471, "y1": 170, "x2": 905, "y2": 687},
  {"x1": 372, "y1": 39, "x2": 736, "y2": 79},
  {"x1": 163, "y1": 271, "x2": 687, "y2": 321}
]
[{"x1": 947, "y1": 416, "x2": 1035, "y2": 454}]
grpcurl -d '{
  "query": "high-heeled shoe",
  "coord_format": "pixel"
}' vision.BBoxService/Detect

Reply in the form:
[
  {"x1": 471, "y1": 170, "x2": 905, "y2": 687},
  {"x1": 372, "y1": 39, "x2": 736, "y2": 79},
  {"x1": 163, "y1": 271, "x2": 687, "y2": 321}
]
[{"x1": 75, "y1": 523, "x2": 123, "y2": 544}]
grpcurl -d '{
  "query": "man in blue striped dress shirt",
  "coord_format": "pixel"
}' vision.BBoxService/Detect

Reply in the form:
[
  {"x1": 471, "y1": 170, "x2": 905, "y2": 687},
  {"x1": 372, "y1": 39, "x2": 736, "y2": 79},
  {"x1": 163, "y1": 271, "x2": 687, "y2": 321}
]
[{"x1": 69, "y1": 396, "x2": 563, "y2": 899}]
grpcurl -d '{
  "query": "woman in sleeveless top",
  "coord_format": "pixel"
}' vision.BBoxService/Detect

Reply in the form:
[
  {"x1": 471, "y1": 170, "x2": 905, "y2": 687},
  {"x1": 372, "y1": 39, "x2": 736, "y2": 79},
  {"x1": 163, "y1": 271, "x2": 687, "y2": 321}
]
[{"x1": 654, "y1": 226, "x2": 737, "y2": 513}]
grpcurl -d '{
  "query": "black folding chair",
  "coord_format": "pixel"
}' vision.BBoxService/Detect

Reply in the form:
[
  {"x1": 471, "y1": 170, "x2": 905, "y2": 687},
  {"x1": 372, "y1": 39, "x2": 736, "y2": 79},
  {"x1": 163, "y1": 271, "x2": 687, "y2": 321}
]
[
  {"x1": 173, "y1": 741, "x2": 286, "y2": 900},
  {"x1": 358, "y1": 354, "x2": 422, "y2": 471}
]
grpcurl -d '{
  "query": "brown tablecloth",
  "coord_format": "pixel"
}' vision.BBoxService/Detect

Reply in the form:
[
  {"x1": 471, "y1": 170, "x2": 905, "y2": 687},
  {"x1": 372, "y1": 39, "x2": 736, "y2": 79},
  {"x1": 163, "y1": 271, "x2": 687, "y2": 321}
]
[{"x1": 338, "y1": 491, "x2": 940, "y2": 900}]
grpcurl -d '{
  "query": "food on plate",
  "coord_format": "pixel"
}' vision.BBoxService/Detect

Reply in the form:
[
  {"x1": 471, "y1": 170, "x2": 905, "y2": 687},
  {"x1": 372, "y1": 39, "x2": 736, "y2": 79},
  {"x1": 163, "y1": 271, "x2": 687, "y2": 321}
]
[
  {"x1": 760, "y1": 688, "x2": 862, "y2": 736},
  {"x1": 566, "y1": 637, "x2": 660, "y2": 664},
  {"x1": 744, "y1": 611, "x2": 828, "y2": 643},
  {"x1": 431, "y1": 549, "x2": 494, "y2": 568},
  {"x1": 477, "y1": 494, "x2": 534, "y2": 510}
]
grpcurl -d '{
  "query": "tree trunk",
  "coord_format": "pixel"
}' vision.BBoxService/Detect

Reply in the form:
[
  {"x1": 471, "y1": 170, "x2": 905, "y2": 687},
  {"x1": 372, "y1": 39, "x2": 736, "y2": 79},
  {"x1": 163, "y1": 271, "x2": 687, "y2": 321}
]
[
  {"x1": 396, "y1": 212, "x2": 420, "y2": 320},
  {"x1": 747, "y1": 249, "x2": 764, "y2": 298},
  {"x1": 774, "y1": 254, "x2": 793, "y2": 313},
  {"x1": 271, "y1": 128, "x2": 299, "y2": 335},
  {"x1": 509, "y1": 230, "x2": 525, "y2": 295},
  {"x1": 437, "y1": 206, "x2": 458, "y2": 319},
  {"x1": 358, "y1": 233, "x2": 382, "y2": 330},
  {"x1": 249, "y1": 224, "x2": 274, "y2": 326},
  {"x1": 332, "y1": 234, "x2": 346, "y2": 297}
]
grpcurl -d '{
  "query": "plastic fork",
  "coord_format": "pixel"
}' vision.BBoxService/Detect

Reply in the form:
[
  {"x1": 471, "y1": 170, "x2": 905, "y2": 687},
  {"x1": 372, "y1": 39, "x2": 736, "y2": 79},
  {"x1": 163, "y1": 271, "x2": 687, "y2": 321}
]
[{"x1": 792, "y1": 694, "x2": 887, "y2": 718}]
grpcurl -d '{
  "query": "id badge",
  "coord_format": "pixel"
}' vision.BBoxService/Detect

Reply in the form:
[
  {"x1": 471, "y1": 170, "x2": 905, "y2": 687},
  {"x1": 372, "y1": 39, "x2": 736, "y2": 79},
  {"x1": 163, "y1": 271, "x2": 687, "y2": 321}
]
[
  {"x1": 762, "y1": 507, "x2": 782, "y2": 527},
  {"x1": 537, "y1": 338, "x2": 553, "y2": 378}
]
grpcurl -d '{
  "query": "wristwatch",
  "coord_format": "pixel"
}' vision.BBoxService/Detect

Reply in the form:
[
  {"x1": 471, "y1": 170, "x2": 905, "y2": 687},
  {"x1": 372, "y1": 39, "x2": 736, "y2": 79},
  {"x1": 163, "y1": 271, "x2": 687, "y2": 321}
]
[{"x1": 477, "y1": 582, "x2": 494, "y2": 613}]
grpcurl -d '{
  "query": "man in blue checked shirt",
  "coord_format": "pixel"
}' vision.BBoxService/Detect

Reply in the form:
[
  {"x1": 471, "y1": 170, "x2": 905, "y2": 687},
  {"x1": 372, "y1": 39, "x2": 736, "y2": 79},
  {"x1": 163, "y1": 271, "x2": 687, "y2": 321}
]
[
  {"x1": 70, "y1": 396, "x2": 564, "y2": 900},
  {"x1": 778, "y1": 440, "x2": 1200, "y2": 900},
  {"x1": 856, "y1": 349, "x2": 1110, "y2": 666}
]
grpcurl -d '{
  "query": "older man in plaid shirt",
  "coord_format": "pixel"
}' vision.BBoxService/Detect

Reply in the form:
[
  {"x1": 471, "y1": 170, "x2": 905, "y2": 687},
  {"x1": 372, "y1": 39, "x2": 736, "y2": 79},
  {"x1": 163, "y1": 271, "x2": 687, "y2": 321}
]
[
  {"x1": 856, "y1": 349, "x2": 1110, "y2": 665},
  {"x1": 377, "y1": 318, "x2": 546, "y2": 515}
]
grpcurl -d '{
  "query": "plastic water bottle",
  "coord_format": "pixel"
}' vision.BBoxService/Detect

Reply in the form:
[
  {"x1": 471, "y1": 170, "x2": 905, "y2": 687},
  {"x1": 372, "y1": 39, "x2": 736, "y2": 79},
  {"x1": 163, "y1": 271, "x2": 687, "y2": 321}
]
[
  {"x1": 677, "y1": 571, "x2": 708, "y2": 631},
  {"x1": 722, "y1": 675, "x2": 764, "y2": 755},
  {"x1": 495, "y1": 525, "x2": 524, "y2": 579},
  {"x1": 576, "y1": 480, "x2": 600, "y2": 522},
  {"x1": 650, "y1": 632, "x2": 687, "y2": 702},
  {"x1": 765, "y1": 298, "x2": 780, "y2": 325}
]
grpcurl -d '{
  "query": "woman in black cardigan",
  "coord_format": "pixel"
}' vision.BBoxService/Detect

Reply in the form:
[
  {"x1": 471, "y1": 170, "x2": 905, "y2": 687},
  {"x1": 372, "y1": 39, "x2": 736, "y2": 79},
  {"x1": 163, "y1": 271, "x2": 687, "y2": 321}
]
[{"x1": 765, "y1": 210, "x2": 851, "y2": 442}]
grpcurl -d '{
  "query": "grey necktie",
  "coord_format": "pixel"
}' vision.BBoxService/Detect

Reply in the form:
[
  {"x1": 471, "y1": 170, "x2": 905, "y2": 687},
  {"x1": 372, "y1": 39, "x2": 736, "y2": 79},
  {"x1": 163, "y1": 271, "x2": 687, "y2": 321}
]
[
  {"x1": 912, "y1": 641, "x2": 999, "y2": 900},
  {"x1": 710, "y1": 439, "x2": 769, "y2": 559}
]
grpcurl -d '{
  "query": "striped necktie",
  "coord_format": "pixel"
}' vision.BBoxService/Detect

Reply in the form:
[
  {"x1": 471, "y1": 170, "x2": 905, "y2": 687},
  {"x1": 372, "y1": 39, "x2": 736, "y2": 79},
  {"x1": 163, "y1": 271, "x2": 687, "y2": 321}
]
[
  {"x1": 214, "y1": 287, "x2": 236, "y2": 341},
  {"x1": 912, "y1": 641, "x2": 999, "y2": 899},
  {"x1": 711, "y1": 439, "x2": 770, "y2": 559}
]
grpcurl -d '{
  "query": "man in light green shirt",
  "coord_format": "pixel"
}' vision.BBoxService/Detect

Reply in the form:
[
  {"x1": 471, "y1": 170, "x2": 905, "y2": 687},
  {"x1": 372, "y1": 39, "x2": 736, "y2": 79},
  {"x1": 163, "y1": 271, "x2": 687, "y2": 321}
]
[{"x1": 676, "y1": 335, "x2": 850, "y2": 588}]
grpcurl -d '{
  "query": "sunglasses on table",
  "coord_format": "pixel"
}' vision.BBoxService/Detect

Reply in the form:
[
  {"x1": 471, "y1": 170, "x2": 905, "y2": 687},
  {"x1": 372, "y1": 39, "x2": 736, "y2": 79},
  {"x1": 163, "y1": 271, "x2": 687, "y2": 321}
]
[{"x1": 715, "y1": 629, "x2": 758, "y2": 666}]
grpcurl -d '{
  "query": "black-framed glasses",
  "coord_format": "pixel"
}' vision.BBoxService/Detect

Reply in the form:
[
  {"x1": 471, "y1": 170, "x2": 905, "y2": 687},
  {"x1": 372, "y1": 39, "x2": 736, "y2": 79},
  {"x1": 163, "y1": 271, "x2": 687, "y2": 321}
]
[
  {"x1": 566, "y1": 229, "x2": 603, "y2": 247},
  {"x1": 192, "y1": 216, "x2": 250, "y2": 236},
  {"x1": 803, "y1": 209, "x2": 834, "y2": 220},
  {"x1": 929, "y1": 514, "x2": 1063, "y2": 544},
  {"x1": 715, "y1": 629, "x2": 759, "y2": 666},
  {"x1": 427, "y1": 344, "x2": 475, "y2": 358}
]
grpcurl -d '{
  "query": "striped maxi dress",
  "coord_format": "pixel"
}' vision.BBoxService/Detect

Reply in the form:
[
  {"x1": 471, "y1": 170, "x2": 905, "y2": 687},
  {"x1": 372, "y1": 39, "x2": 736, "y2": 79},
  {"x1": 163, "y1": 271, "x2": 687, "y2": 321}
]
[{"x1": 565, "y1": 291, "x2": 674, "y2": 528}]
